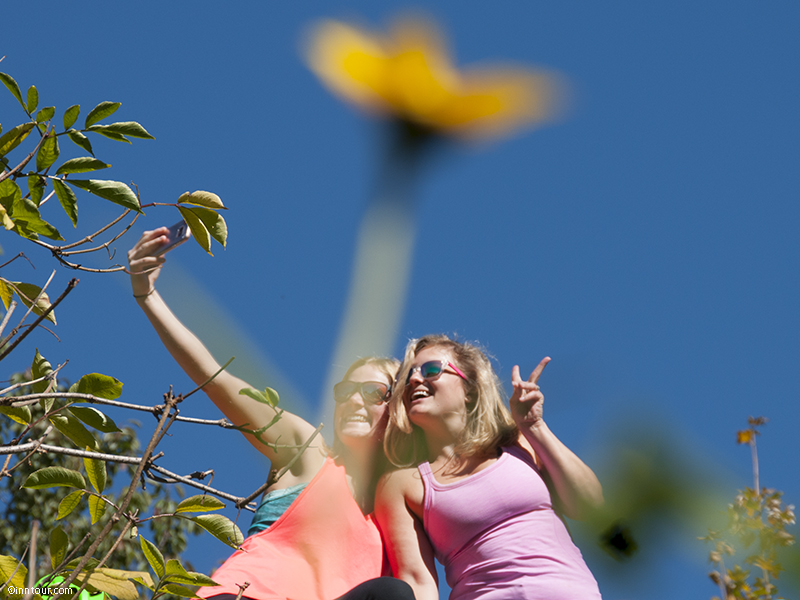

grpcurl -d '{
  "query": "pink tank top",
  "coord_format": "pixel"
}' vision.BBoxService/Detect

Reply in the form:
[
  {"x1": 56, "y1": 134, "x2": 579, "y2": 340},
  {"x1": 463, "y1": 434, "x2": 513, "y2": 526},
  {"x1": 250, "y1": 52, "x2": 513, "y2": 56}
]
[
  {"x1": 419, "y1": 445, "x2": 601, "y2": 600},
  {"x1": 198, "y1": 457, "x2": 389, "y2": 600}
]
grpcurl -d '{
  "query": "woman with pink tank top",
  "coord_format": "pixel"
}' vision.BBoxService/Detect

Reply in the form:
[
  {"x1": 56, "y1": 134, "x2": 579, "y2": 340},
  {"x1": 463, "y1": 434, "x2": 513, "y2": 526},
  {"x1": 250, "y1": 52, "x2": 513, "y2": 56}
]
[{"x1": 376, "y1": 334, "x2": 603, "y2": 600}]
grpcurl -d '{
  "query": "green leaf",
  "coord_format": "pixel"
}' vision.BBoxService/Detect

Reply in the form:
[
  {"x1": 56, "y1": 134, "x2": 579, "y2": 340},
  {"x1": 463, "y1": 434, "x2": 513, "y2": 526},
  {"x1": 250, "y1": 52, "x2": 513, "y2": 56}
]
[
  {"x1": 23, "y1": 466, "x2": 86, "y2": 489},
  {"x1": 189, "y1": 514, "x2": 244, "y2": 548},
  {"x1": 177, "y1": 190, "x2": 226, "y2": 210},
  {"x1": 70, "y1": 373, "x2": 123, "y2": 400},
  {"x1": 0, "y1": 405, "x2": 31, "y2": 425},
  {"x1": 32, "y1": 348, "x2": 55, "y2": 394},
  {"x1": 26, "y1": 85, "x2": 39, "y2": 114},
  {"x1": 0, "y1": 279, "x2": 13, "y2": 309},
  {"x1": 0, "y1": 122, "x2": 35, "y2": 156},
  {"x1": 53, "y1": 179, "x2": 79, "y2": 227},
  {"x1": 175, "y1": 495, "x2": 225, "y2": 514},
  {"x1": 49, "y1": 413, "x2": 98, "y2": 449},
  {"x1": 84, "y1": 101, "x2": 121, "y2": 128},
  {"x1": 239, "y1": 387, "x2": 279, "y2": 408},
  {"x1": 88, "y1": 121, "x2": 154, "y2": 140},
  {"x1": 7, "y1": 281, "x2": 57, "y2": 324},
  {"x1": 36, "y1": 106, "x2": 55, "y2": 123},
  {"x1": 139, "y1": 535, "x2": 165, "y2": 579},
  {"x1": 163, "y1": 559, "x2": 219, "y2": 587},
  {"x1": 178, "y1": 205, "x2": 212, "y2": 255},
  {"x1": 0, "y1": 555, "x2": 28, "y2": 590},
  {"x1": 88, "y1": 493, "x2": 107, "y2": 524},
  {"x1": 83, "y1": 452, "x2": 107, "y2": 493},
  {"x1": 0, "y1": 72, "x2": 25, "y2": 108},
  {"x1": 55, "y1": 157, "x2": 111, "y2": 175},
  {"x1": 67, "y1": 179, "x2": 140, "y2": 212},
  {"x1": 160, "y1": 583, "x2": 202, "y2": 598},
  {"x1": 67, "y1": 129, "x2": 94, "y2": 155},
  {"x1": 27, "y1": 173, "x2": 46, "y2": 206},
  {"x1": 70, "y1": 406, "x2": 120, "y2": 433},
  {"x1": 63, "y1": 104, "x2": 80, "y2": 130},
  {"x1": 88, "y1": 127, "x2": 131, "y2": 144},
  {"x1": 50, "y1": 525, "x2": 68, "y2": 570},
  {"x1": 185, "y1": 205, "x2": 227, "y2": 248},
  {"x1": 36, "y1": 127, "x2": 60, "y2": 171},
  {"x1": 57, "y1": 489, "x2": 85, "y2": 520},
  {"x1": 81, "y1": 568, "x2": 152, "y2": 600}
]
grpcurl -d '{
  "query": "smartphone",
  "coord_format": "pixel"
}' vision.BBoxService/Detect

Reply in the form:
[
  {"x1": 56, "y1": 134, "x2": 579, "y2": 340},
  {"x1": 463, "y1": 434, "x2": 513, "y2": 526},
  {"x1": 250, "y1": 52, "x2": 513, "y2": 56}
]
[{"x1": 154, "y1": 220, "x2": 191, "y2": 256}]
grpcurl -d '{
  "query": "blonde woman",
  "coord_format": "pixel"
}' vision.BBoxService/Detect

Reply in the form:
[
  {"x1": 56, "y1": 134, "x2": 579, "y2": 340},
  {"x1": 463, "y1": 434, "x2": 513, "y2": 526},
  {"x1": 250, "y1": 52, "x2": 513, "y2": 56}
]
[
  {"x1": 376, "y1": 334, "x2": 603, "y2": 600},
  {"x1": 128, "y1": 228, "x2": 412, "y2": 600}
]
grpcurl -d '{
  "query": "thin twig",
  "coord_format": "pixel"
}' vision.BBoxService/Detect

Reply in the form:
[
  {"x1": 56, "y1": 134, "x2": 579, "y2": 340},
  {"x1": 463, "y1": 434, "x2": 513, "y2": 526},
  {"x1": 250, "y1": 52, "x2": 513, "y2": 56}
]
[
  {"x1": 183, "y1": 357, "x2": 236, "y2": 400},
  {"x1": 0, "y1": 278, "x2": 78, "y2": 362},
  {"x1": 0, "y1": 361, "x2": 66, "y2": 396},
  {"x1": 234, "y1": 581, "x2": 250, "y2": 600},
  {"x1": 60, "y1": 211, "x2": 140, "y2": 256},
  {"x1": 5, "y1": 269, "x2": 57, "y2": 341},
  {"x1": 146, "y1": 464, "x2": 256, "y2": 511},
  {"x1": 0, "y1": 540, "x2": 30, "y2": 594},
  {"x1": 59, "y1": 211, "x2": 133, "y2": 251},
  {"x1": 0, "y1": 129, "x2": 48, "y2": 185},
  {"x1": 0, "y1": 301, "x2": 18, "y2": 340},
  {"x1": 0, "y1": 252, "x2": 35, "y2": 270},
  {"x1": 36, "y1": 188, "x2": 56, "y2": 208}
]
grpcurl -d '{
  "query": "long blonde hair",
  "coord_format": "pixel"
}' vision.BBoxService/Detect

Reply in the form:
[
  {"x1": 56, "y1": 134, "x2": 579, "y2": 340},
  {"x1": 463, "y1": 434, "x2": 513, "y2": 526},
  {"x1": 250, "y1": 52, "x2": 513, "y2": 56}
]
[{"x1": 384, "y1": 334, "x2": 518, "y2": 467}]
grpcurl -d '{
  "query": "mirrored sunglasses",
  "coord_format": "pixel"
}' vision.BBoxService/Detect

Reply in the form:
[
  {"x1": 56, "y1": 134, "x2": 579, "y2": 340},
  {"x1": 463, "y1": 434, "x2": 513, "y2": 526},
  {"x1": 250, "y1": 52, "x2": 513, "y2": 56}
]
[{"x1": 406, "y1": 360, "x2": 467, "y2": 385}]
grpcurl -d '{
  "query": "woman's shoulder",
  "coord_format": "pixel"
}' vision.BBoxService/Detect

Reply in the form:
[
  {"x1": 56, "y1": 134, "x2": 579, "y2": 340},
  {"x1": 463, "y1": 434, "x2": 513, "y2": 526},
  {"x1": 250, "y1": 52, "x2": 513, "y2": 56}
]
[{"x1": 377, "y1": 466, "x2": 424, "y2": 497}]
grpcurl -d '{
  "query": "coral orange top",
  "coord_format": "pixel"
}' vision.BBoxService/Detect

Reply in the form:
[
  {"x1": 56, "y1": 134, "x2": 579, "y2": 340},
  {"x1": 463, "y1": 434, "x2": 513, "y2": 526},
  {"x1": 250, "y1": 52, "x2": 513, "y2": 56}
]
[{"x1": 198, "y1": 457, "x2": 388, "y2": 600}]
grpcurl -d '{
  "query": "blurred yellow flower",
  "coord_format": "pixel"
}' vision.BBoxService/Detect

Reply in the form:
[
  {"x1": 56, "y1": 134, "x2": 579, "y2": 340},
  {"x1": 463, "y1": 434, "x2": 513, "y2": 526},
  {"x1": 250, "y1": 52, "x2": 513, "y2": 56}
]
[{"x1": 306, "y1": 17, "x2": 564, "y2": 140}]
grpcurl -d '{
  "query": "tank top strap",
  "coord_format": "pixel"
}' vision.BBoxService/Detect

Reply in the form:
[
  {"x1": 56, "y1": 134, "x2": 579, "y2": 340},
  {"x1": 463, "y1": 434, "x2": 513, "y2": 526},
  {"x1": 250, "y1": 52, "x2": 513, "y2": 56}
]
[{"x1": 417, "y1": 461, "x2": 435, "y2": 521}]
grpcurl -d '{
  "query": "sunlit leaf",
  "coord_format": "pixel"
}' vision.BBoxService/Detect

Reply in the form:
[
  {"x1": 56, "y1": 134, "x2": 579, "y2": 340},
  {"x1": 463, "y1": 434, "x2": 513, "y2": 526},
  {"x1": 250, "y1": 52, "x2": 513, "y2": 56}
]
[
  {"x1": 239, "y1": 387, "x2": 279, "y2": 408},
  {"x1": 0, "y1": 405, "x2": 31, "y2": 425},
  {"x1": 177, "y1": 190, "x2": 225, "y2": 210},
  {"x1": 89, "y1": 128, "x2": 131, "y2": 144},
  {"x1": 175, "y1": 495, "x2": 225, "y2": 513},
  {"x1": 84, "y1": 452, "x2": 107, "y2": 493},
  {"x1": 50, "y1": 525, "x2": 68, "y2": 570},
  {"x1": 0, "y1": 122, "x2": 35, "y2": 156},
  {"x1": 160, "y1": 583, "x2": 201, "y2": 598},
  {"x1": 49, "y1": 413, "x2": 98, "y2": 449},
  {"x1": 84, "y1": 101, "x2": 121, "y2": 128},
  {"x1": 88, "y1": 121, "x2": 154, "y2": 140},
  {"x1": 188, "y1": 514, "x2": 244, "y2": 548},
  {"x1": 67, "y1": 129, "x2": 94, "y2": 155},
  {"x1": 67, "y1": 179, "x2": 140, "y2": 212},
  {"x1": 69, "y1": 373, "x2": 123, "y2": 400},
  {"x1": 70, "y1": 406, "x2": 120, "y2": 432},
  {"x1": 8, "y1": 281, "x2": 57, "y2": 324},
  {"x1": 32, "y1": 348, "x2": 55, "y2": 396},
  {"x1": 26, "y1": 85, "x2": 39, "y2": 114},
  {"x1": 0, "y1": 72, "x2": 25, "y2": 108},
  {"x1": 57, "y1": 489, "x2": 85, "y2": 520},
  {"x1": 53, "y1": 179, "x2": 79, "y2": 227},
  {"x1": 81, "y1": 568, "x2": 152, "y2": 600},
  {"x1": 0, "y1": 555, "x2": 28, "y2": 590},
  {"x1": 186, "y1": 205, "x2": 227, "y2": 248},
  {"x1": 36, "y1": 106, "x2": 55, "y2": 124},
  {"x1": 139, "y1": 535, "x2": 165, "y2": 579},
  {"x1": 36, "y1": 126, "x2": 60, "y2": 171},
  {"x1": 178, "y1": 206, "x2": 211, "y2": 255},
  {"x1": 63, "y1": 104, "x2": 80, "y2": 130},
  {"x1": 88, "y1": 493, "x2": 107, "y2": 524},
  {"x1": 27, "y1": 173, "x2": 45, "y2": 206},
  {"x1": 0, "y1": 279, "x2": 13, "y2": 309},
  {"x1": 23, "y1": 466, "x2": 86, "y2": 489},
  {"x1": 55, "y1": 157, "x2": 110, "y2": 175}
]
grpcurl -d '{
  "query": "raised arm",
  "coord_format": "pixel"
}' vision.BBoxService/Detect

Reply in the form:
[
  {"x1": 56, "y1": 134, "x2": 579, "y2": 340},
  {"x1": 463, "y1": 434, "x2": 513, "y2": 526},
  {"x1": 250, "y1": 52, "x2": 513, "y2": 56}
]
[
  {"x1": 374, "y1": 469, "x2": 439, "y2": 600},
  {"x1": 510, "y1": 358, "x2": 603, "y2": 520},
  {"x1": 127, "y1": 228, "x2": 325, "y2": 477}
]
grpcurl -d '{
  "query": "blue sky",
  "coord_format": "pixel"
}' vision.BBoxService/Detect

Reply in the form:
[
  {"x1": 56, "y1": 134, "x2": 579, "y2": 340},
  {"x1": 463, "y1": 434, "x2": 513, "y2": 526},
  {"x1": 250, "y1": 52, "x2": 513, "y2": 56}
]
[{"x1": 2, "y1": 1, "x2": 799, "y2": 598}]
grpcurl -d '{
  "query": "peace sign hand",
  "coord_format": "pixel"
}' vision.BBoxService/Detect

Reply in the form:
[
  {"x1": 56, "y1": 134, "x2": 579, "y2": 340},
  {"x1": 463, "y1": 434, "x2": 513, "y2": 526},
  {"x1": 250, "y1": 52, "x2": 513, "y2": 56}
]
[{"x1": 509, "y1": 357, "x2": 551, "y2": 428}]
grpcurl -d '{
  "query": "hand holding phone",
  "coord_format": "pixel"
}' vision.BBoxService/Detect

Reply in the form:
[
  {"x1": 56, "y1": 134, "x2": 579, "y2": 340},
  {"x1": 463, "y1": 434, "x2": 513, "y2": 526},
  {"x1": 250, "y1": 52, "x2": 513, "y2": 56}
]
[{"x1": 154, "y1": 220, "x2": 191, "y2": 256}]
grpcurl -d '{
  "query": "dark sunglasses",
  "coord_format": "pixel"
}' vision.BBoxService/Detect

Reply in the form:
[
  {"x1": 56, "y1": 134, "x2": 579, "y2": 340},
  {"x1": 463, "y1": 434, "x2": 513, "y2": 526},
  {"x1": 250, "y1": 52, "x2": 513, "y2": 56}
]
[
  {"x1": 406, "y1": 360, "x2": 467, "y2": 385},
  {"x1": 333, "y1": 381, "x2": 391, "y2": 405}
]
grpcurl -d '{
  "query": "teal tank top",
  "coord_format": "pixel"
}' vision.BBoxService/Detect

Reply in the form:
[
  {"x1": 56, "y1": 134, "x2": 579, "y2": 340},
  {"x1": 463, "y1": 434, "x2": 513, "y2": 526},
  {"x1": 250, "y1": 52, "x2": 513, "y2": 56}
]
[{"x1": 247, "y1": 482, "x2": 308, "y2": 536}]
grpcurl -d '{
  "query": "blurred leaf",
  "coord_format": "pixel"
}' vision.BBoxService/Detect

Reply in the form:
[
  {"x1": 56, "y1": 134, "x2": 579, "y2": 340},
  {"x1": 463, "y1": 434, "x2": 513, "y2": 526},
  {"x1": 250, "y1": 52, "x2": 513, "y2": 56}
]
[
  {"x1": 50, "y1": 525, "x2": 69, "y2": 570},
  {"x1": 88, "y1": 121, "x2": 154, "y2": 140},
  {"x1": 188, "y1": 514, "x2": 244, "y2": 548},
  {"x1": 160, "y1": 583, "x2": 201, "y2": 598},
  {"x1": 0, "y1": 278, "x2": 13, "y2": 309},
  {"x1": 164, "y1": 559, "x2": 219, "y2": 586},
  {"x1": 69, "y1": 373, "x2": 123, "y2": 400},
  {"x1": 0, "y1": 72, "x2": 25, "y2": 108},
  {"x1": 36, "y1": 106, "x2": 55, "y2": 124},
  {"x1": 36, "y1": 126, "x2": 60, "y2": 171},
  {"x1": 737, "y1": 430, "x2": 754, "y2": 444},
  {"x1": 84, "y1": 101, "x2": 121, "y2": 128},
  {"x1": 63, "y1": 104, "x2": 80, "y2": 130},
  {"x1": 88, "y1": 493, "x2": 107, "y2": 524},
  {"x1": 27, "y1": 173, "x2": 45, "y2": 206},
  {"x1": 49, "y1": 413, "x2": 98, "y2": 449},
  {"x1": 0, "y1": 405, "x2": 31, "y2": 425},
  {"x1": 178, "y1": 205, "x2": 211, "y2": 255},
  {"x1": 53, "y1": 179, "x2": 79, "y2": 227},
  {"x1": 187, "y1": 205, "x2": 227, "y2": 248},
  {"x1": 239, "y1": 387, "x2": 279, "y2": 408},
  {"x1": 23, "y1": 466, "x2": 86, "y2": 489},
  {"x1": 83, "y1": 452, "x2": 107, "y2": 493},
  {"x1": 8, "y1": 281, "x2": 57, "y2": 324},
  {"x1": 67, "y1": 129, "x2": 94, "y2": 155},
  {"x1": 175, "y1": 495, "x2": 225, "y2": 514},
  {"x1": 70, "y1": 406, "x2": 120, "y2": 432},
  {"x1": 55, "y1": 157, "x2": 110, "y2": 175},
  {"x1": 57, "y1": 489, "x2": 85, "y2": 520},
  {"x1": 178, "y1": 190, "x2": 225, "y2": 210},
  {"x1": 0, "y1": 555, "x2": 28, "y2": 590},
  {"x1": 67, "y1": 179, "x2": 140, "y2": 212},
  {"x1": 139, "y1": 535, "x2": 165, "y2": 579},
  {"x1": 26, "y1": 85, "x2": 38, "y2": 114},
  {"x1": 0, "y1": 122, "x2": 35, "y2": 156},
  {"x1": 80, "y1": 568, "x2": 151, "y2": 600}
]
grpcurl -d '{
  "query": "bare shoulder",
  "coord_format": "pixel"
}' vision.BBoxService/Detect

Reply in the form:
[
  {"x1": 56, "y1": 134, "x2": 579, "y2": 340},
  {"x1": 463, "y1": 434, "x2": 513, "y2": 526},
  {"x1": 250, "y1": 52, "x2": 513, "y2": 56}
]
[{"x1": 377, "y1": 467, "x2": 425, "y2": 516}]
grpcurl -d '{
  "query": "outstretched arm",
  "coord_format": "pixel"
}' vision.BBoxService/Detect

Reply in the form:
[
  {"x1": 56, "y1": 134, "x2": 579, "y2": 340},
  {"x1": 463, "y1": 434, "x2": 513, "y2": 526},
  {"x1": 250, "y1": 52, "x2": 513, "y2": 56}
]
[
  {"x1": 127, "y1": 228, "x2": 325, "y2": 477},
  {"x1": 375, "y1": 470, "x2": 439, "y2": 600},
  {"x1": 510, "y1": 358, "x2": 603, "y2": 520}
]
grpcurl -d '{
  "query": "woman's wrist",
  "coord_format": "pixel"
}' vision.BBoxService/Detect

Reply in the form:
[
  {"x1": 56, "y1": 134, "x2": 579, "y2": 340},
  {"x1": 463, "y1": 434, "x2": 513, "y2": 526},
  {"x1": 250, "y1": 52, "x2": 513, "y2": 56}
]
[{"x1": 133, "y1": 287, "x2": 156, "y2": 300}]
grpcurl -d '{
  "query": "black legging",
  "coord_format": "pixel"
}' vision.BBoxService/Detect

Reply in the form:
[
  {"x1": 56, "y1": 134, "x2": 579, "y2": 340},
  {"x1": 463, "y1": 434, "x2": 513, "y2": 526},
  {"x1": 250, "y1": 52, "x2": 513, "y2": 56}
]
[{"x1": 207, "y1": 577, "x2": 415, "y2": 600}]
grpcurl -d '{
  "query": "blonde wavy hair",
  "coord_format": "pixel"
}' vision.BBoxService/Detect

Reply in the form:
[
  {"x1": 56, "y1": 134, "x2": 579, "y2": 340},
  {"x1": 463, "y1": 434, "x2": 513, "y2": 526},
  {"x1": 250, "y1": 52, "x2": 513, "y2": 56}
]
[{"x1": 384, "y1": 334, "x2": 518, "y2": 467}]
